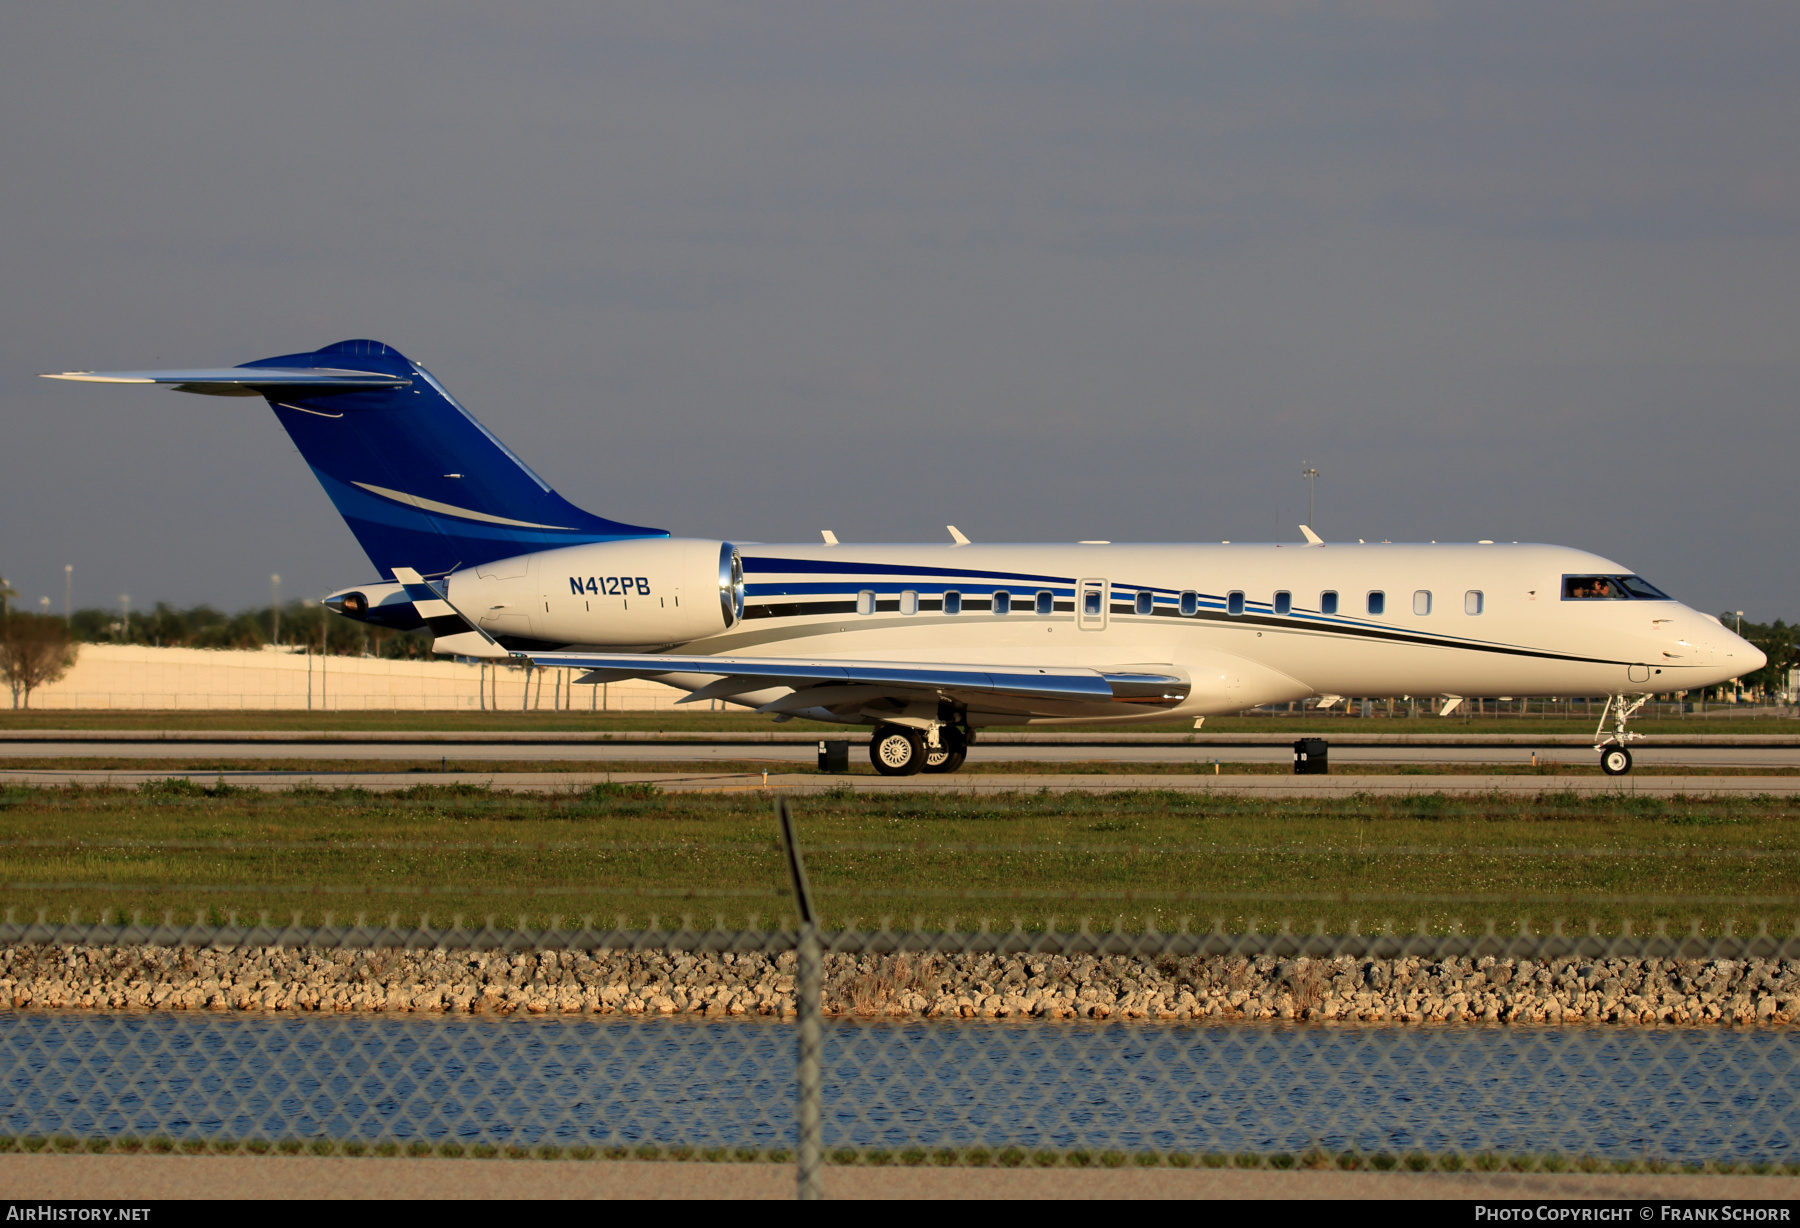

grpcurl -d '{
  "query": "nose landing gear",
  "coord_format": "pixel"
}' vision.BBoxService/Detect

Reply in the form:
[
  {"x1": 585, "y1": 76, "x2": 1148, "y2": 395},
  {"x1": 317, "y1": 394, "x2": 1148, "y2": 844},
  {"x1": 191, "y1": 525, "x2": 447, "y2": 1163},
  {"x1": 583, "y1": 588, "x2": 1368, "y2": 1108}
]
[{"x1": 1595, "y1": 694, "x2": 1649, "y2": 776}]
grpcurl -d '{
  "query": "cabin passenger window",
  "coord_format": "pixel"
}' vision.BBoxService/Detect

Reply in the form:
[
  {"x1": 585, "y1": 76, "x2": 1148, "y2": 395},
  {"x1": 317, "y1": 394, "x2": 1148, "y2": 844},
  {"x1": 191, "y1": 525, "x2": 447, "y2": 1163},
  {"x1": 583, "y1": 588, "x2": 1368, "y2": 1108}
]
[
  {"x1": 1273, "y1": 591, "x2": 1291, "y2": 616},
  {"x1": 993, "y1": 590, "x2": 1012, "y2": 615},
  {"x1": 1367, "y1": 591, "x2": 1386, "y2": 616},
  {"x1": 1179, "y1": 591, "x2": 1198, "y2": 617},
  {"x1": 1135, "y1": 591, "x2": 1154, "y2": 616},
  {"x1": 900, "y1": 590, "x2": 919, "y2": 616},
  {"x1": 856, "y1": 590, "x2": 875, "y2": 616},
  {"x1": 1465, "y1": 590, "x2": 1483, "y2": 615},
  {"x1": 1083, "y1": 589, "x2": 1102, "y2": 616},
  {"x1": 943, "y1": 591, "x2": 962, "y2": 615},
  {"x1": 1035, "y1": 590, "x2": 1054, "y2": 615},
  {"x1": 1320, "y1": 591, "x2": 1338, "y2": 615},
  {"x1": 1227, "y1": 591, "x2": 1245, "y2": 617},
  {"x1": 1413, "y1": 590, "x2": 1431, "y2": 616}
]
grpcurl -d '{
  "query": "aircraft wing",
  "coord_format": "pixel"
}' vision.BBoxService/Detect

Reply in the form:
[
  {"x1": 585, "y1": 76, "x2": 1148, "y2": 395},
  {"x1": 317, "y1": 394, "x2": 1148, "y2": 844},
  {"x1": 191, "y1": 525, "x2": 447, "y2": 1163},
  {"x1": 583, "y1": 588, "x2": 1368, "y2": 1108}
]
[
  {"x1": 40, "y1": 368, "x2": 411, "y2": 397},
  {"x1": 519, "y1": 649, "x2": 1190, "y2": 716}
]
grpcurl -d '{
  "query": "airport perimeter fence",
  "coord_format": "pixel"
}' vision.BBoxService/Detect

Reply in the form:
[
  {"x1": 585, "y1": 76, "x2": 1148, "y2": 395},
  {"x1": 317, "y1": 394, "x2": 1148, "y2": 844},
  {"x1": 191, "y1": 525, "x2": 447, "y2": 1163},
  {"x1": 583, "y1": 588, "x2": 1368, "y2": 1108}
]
[{"x1": 2, "y1": 805, "x2": 1799, "y2": 1196}]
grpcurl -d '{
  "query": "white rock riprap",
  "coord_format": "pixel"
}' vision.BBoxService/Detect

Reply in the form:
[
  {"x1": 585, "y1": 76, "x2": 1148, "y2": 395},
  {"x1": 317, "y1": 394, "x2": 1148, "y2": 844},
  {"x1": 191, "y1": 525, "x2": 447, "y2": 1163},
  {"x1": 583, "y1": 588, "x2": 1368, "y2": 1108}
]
[{"x1": 1, "y1": 946, "x2": 1796, "y2": 1026}]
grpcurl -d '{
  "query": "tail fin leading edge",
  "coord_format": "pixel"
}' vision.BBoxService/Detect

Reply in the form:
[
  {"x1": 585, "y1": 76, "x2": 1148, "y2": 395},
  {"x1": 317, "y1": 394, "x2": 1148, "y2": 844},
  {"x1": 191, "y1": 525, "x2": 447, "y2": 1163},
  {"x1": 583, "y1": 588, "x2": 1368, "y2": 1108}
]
[{"x1": 49, "y1": 338, "x2": 666, "y2": 577}]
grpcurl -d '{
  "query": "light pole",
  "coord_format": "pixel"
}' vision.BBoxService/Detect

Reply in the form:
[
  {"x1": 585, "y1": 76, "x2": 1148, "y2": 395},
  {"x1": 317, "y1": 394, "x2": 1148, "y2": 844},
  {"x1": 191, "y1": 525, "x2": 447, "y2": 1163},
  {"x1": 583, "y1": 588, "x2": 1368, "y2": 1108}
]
[
  {"x1": 38, "y1": 597, "x2": 49, "y2": 616},
  {"x1": 1735, "y1": 611, "x2": 1747, "y2": 702},
  {"x1": 64, "y1": 565, "x2": 72, "y2": 625},
  {"x1": 120, "y1": 594, "x2": 130, "y2": 640},
  {"x1": 1301, "y1": 466, "x2": 1319, "y2": 528},
  {"x1": 271, "y1": 574, "x2": 281, "y2": 646}
]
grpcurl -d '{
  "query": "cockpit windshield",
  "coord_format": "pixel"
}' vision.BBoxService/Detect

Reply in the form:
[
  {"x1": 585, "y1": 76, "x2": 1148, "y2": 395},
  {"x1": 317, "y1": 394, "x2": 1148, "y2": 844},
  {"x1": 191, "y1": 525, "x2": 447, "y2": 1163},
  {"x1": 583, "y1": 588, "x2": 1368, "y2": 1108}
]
[{"x1": 1562, "y1": 574, "x2": 1672, "y2": 601}]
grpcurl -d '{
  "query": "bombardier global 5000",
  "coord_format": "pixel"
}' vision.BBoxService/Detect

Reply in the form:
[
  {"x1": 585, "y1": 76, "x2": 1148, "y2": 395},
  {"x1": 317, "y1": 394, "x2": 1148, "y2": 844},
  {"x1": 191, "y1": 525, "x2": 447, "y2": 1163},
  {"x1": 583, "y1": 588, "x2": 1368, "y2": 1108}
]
[{"x1": 45, "y1": 339, "x2": 1762, "y2": 776}]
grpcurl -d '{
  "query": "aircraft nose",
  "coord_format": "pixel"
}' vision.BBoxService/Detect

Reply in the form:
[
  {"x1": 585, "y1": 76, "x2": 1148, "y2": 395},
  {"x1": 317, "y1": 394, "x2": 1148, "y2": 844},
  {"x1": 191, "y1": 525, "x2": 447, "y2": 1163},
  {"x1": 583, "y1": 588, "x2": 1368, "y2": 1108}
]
[{"x1": 1717, "y1": 622, "x2": 1765, "y2": 677}]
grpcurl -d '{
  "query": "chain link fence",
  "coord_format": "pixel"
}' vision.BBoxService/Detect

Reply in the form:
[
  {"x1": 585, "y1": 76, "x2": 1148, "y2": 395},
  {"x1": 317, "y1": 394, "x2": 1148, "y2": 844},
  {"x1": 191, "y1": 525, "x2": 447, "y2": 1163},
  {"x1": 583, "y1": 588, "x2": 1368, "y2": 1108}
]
[{"x1": 1, "y1": 802, "x2": 1798, "y2": 1196}]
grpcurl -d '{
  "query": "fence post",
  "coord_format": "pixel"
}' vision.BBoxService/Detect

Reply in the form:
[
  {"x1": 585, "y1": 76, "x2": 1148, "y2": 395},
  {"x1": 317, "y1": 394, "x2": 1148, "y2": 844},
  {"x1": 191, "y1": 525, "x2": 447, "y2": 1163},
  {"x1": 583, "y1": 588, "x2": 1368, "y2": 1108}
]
[{"x1": 778, "y1": 797, "x2": 822, "y2": 1200}]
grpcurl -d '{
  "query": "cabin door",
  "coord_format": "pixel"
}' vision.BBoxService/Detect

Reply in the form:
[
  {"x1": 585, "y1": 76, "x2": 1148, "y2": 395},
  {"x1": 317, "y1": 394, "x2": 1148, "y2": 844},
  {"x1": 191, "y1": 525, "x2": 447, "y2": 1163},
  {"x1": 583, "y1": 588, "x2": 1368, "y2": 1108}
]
[{"x1": 1078, "y1": 578, "x2": 1108, "y2": 631}]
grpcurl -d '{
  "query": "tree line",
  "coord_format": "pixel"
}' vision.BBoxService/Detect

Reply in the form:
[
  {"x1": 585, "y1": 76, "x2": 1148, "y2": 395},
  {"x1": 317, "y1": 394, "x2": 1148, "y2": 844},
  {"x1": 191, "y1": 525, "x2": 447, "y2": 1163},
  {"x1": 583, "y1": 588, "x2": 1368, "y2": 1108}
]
[
  {"x1": 0, "y1": 599, "x2": 435, "y2": 708},
  {"x1": 64, "y1": 601, "x2": 434, "y2": 659},
  {"x1": 1731, "y1": 615, "x2": 1797, "y2": 697}
]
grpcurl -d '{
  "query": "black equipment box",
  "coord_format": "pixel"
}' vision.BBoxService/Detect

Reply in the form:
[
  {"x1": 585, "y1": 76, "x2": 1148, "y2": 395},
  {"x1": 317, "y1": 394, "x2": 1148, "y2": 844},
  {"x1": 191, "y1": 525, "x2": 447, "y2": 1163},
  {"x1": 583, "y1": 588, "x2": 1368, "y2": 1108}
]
[
  {"x1": 1293, "y1": 738, "x2": 1329, "y2": 775},
  {"x1": 817, "y1": 739, "x2": 850, "y2": 773}
]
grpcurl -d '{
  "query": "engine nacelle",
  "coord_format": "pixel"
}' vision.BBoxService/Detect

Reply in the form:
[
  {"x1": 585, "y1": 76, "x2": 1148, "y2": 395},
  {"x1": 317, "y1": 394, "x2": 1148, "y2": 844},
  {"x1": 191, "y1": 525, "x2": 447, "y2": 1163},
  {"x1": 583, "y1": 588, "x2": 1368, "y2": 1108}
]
[{"x1": 446, "y1": 539, "x2": 744, "y2": 649}]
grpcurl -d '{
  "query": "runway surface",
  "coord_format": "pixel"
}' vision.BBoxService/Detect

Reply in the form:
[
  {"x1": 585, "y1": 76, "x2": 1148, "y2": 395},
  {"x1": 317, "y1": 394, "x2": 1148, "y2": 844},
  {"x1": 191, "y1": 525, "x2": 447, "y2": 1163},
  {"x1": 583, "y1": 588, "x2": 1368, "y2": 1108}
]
[
  {"x1": 4, "y1": 737, "x2": 1799, "y2": 770},
  {"x1": 4, "y1": 768, "x2": 1797, "y2": 797}
]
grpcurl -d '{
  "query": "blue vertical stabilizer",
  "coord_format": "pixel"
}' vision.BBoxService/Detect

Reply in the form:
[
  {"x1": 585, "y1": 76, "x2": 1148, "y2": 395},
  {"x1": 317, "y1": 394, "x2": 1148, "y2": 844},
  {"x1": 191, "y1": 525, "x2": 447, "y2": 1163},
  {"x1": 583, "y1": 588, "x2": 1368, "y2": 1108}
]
[{"x1": 237, "y1": 339, "x2": 664, "y2": 577}]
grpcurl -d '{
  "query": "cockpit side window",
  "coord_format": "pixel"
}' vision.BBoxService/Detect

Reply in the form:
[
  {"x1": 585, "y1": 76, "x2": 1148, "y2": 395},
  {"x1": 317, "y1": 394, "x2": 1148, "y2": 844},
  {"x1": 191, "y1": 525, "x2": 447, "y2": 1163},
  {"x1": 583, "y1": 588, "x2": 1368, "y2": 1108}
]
[
  {"x1": 1563, "y1": 575, "x2": 1624, "y2": 599},
  {"x1": 1563, "y1": 574, "x2": 1672, "y2": 601},
  {"x1": 1617, "y1": 575, "x2": 1672, "y2": 600}
]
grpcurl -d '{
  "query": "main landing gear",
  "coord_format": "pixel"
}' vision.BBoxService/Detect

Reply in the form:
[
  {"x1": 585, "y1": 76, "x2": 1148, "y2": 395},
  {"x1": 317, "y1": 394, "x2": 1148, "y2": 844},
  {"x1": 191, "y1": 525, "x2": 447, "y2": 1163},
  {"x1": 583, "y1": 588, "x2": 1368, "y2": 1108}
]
[
  {"x1": 1595, "y1": 694, "x2": 1649, "y2": 776},
  {"x1": 870, "y1": 725, "x2": 924, "y2": 775},
  {"x1": 923, "y1": 725, "x2": 968, "y2": 774},
  {"x1": 870, "y1": 722, "x2": 970, "y2": 776}
]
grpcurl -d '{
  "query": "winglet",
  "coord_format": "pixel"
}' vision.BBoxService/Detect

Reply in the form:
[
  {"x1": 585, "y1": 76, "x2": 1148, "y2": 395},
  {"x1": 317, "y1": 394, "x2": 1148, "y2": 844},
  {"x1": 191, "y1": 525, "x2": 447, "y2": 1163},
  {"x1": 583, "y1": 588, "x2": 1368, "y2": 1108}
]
[
  {"x1": 1299, "y1": 525, "x2": 1324, "y2": 546},
  {"x1": 821, "y1": 530, "x2": 839, "y2": 546},
  {"x1": 392, "y1": 567, "x2": 507, "y2": 655},
  {"x1": 947, "y1": 525, "x2": 971, "y2": 546}
]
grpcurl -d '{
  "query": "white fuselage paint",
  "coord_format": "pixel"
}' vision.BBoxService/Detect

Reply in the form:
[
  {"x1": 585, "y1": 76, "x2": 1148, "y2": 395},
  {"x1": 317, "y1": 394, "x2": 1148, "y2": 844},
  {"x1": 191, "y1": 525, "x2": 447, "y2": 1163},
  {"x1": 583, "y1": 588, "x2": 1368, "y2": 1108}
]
[{"x1": 432, "y1": 539, "x2": 1759, "y2": 727}]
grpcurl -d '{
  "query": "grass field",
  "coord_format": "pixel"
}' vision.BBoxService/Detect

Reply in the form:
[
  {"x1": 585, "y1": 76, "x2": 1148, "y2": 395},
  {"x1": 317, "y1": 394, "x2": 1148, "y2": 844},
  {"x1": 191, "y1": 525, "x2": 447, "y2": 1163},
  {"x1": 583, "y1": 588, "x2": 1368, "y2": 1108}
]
[
  {"x1": 0, "y1": 710, "x2": 1795, "y2": 735},
  {"x1": 1, "y1": 782, "x2": 1794, "y2": 936}
]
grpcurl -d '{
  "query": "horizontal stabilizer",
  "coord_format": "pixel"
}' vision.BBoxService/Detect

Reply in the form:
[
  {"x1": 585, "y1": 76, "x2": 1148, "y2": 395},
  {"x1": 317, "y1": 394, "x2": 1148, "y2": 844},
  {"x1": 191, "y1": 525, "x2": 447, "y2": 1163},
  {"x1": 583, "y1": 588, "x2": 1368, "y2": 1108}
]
[
  {"x1": 40, "y1": 338, "x2": 665, "y2": 575},
  {"x1": 40, "y1": 368, "x2": 411, "y2": 396}
]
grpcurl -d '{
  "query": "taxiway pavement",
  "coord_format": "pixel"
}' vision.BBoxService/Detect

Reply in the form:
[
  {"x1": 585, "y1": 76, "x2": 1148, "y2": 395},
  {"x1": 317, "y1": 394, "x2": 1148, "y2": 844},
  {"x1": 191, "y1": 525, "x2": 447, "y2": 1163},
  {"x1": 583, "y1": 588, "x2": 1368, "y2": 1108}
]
[
  {"x1": 4, "y1": 768, "x2": 1797, "y2": 797},
  {"x1": 3, "y1": 736, "x2": 1797, "y2": 771}
]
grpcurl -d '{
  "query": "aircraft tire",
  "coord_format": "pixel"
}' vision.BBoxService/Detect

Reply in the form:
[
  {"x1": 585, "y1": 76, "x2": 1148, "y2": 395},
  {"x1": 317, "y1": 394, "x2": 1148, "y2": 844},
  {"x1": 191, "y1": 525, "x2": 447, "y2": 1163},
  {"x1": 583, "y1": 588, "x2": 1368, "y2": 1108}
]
[
  {"x1": 871, "y1": 725, "x2": 926, "y2": 776},
  {"x1": 923, "y1": 747, "x2": 967, "y2": 774},
  {"x1": 923, "y1": 726, "x2": 969, "y2": 774},
  {"x1": 1600, "y1": 747, "x2": 1633, "y2": 776}
]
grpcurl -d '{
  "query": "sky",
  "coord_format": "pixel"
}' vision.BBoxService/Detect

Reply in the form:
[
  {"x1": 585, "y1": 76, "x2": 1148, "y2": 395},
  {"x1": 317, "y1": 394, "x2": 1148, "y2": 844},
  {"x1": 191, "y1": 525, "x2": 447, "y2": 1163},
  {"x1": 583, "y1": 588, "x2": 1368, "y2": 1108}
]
[{"x1": 2, "y1": 2, "x2": 1795, "y2": 619}]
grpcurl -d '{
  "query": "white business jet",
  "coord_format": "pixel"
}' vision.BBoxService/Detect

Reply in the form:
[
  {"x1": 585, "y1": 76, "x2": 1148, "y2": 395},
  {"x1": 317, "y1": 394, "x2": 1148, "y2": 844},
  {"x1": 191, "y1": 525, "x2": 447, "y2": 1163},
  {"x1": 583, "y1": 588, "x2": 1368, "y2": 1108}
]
[{"x1": 45, "y1": 339, "x2": 1761, "y2": 777}]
